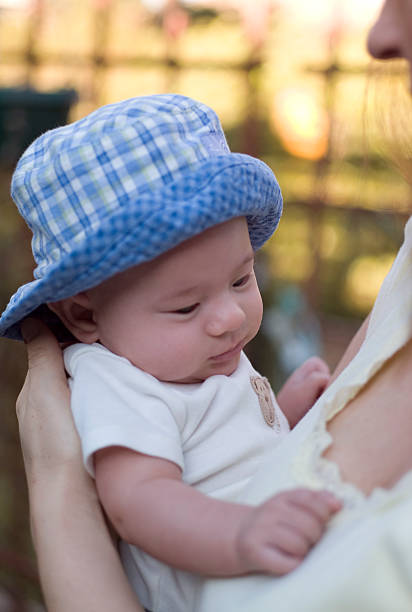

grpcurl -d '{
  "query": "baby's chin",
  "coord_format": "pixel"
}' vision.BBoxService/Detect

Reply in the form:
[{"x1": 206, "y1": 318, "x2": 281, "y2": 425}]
[
  {"x1": 160, "y1": 366, "x2": 237, "y2": 385},
  {"x1": 159, "y1": 370, "x2": 208, "y2": 384},
  {"x1": 135, "y1": 354, "x2": 241, "y2": 384},
  {"x1": 140, "y1": 368, "x2": 206, "y2": 385},
  {"x1": 171, "y1": 359, "x2": 241, "y2": 384}
]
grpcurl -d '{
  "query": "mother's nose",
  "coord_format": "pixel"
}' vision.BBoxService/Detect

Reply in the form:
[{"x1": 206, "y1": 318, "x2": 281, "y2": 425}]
[{"x1": 367, "y1": 0, "x2": 403, "y2": 60}]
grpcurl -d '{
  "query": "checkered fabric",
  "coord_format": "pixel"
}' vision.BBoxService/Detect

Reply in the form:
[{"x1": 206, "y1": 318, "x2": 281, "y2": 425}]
[{"x1": 0, "y1": 94, "x2": 282, "y2": 340}]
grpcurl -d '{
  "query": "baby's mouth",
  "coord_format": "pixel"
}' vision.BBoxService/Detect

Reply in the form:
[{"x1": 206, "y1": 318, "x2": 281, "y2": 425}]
[{"x1": 210, "y1": 339, "x2": 245, "y2": 362}]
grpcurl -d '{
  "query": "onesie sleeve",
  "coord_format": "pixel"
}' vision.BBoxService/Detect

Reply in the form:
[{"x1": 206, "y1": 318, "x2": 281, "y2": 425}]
[{"x1": 64, "y1": 344, "x2": 184, "y2": 477}]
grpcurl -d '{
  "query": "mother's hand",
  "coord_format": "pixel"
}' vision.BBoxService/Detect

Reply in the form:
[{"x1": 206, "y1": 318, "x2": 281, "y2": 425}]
[
  {"x1": 18, "y1": 318, "x2": 144, "y2": 612},
  {"x1": 18, "y1": 318, "x2": 79, "y2": 477}
]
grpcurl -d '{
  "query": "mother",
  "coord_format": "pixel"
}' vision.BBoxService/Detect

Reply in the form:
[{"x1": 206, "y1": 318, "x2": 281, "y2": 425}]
[{"x1": 17, "y1": 1, "x2": 412, "y2": 610}]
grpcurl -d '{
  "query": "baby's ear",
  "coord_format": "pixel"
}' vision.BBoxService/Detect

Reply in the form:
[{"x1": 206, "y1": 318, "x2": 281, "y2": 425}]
[{"x1": 48, "y1": 292, "x2": 99, "y2": 343}]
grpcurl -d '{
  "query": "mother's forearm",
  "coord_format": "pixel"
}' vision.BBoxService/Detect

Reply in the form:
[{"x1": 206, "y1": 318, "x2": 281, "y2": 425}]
[
  {"x1": 329, "y1": 314, "x2": 370, "y2": 385},
  {"x1": 28, "y1": 463, "x2": 143, "y2": 612}
]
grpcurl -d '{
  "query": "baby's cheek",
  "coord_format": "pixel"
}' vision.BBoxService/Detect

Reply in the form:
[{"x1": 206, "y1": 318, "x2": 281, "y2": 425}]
[
  {"x1": 250, "y1": 291, "x2": 263, "y2": 335},
  {"x1": 145, "y1": 334, "x2": 194, "y2": 381}
]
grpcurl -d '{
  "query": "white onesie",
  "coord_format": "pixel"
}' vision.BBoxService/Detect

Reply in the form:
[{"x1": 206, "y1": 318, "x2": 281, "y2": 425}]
[{"x1": 64, "y1": 346, "x2": 290, "y2": 612}]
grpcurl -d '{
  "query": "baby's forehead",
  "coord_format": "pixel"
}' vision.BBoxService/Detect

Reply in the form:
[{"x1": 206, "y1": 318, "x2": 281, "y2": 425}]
[{"x1": 89, "y1": 217, "x2": 251, "y2": 297}]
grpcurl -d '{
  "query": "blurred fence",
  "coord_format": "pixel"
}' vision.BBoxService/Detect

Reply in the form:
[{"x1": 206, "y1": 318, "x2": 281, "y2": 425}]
[{"x1": 0, "y1": 0, "x2": 411, "y2": 608}]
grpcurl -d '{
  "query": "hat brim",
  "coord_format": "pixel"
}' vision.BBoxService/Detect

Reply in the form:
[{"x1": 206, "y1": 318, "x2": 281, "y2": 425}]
[{"x1": 0, "y1": 153, "x2": 282, "y2": 341}]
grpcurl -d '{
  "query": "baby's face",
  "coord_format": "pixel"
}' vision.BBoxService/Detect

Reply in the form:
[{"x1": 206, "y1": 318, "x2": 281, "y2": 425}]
[{"x1": 87, "y1": 217, "x2": 263, "y2": 383}]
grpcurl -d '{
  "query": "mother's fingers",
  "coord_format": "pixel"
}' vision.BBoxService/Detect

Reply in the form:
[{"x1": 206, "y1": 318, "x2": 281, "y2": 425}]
[
  {"x1": 21, "y1": 318, "x2": 66, "y2": 377},
  {"x1": 17, "y1": 318, "x2": 68, "y2": 426},
  {"x1": 17, "y1": 318, "x2": 80, "y2": 473}
]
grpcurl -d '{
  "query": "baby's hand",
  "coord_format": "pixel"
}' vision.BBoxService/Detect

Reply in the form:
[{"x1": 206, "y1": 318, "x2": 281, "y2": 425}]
[
  {"x1": 277, "y1": 356, "x2": 330, "y2": 428},
  {"x1": 236, "y1": 489, "x2": 341, "y2": 576}
]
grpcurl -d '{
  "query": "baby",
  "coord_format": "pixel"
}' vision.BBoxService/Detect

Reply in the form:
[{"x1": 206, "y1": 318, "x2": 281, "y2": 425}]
[{"x1": 0, "y1": 95, "x2": 340, "y2": 612}]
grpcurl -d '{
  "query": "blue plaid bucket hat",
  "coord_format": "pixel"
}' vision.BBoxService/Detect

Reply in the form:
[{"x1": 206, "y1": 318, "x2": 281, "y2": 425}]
[{"x1": 0, "y1": 94, "x2": 282, "y2": 341}]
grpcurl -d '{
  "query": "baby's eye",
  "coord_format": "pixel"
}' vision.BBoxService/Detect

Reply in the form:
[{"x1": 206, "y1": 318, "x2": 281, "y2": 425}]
[
  {"x1": 173, "y1": 303, "x2": 199, "y2": 315},
  {"x1": 233, "y1": 274, "x2": 250, "y2": 288}
]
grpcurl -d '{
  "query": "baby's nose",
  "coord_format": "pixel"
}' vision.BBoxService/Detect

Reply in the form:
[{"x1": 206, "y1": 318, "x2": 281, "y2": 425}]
[{"x1": 205, "y1": 299, "x2": 246, "y2": 336}]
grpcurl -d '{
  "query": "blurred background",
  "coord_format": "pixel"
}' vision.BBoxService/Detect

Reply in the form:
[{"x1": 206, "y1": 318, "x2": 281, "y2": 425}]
[{"x1": 0, "y1": 0, "x2": 411, "y2": 608}]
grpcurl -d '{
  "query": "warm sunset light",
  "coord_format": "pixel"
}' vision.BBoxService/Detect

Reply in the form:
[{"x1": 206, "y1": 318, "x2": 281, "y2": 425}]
[
  {"x1": 344, "y1": 253, "x2": 395, "y2": 312},
  {"x1": 271, "y1": 88, "x2": 330, "y2": 161},
  {"x1": 276, "y1": 0, "x2": 383, "y2": 27}
]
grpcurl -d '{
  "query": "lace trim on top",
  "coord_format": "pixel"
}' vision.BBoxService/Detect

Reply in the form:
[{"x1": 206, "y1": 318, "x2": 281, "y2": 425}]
[
  {"x1": 292, "y1": 388, "x2": 412, "y2": 521},
  {"x1": 291, "y1": 218, "x2": 412, "y2": 519},
  {"x1": 295, "y1": 409, "x2": 366, "y2": 509}
]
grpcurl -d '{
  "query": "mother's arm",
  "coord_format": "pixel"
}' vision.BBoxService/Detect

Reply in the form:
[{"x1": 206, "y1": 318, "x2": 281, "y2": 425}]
[
  {"x1": 328, "y1": 314, "x2": 370, "y2": 385},
  {"x1": 18, "y1": 319, "x2": 143, "y2": 612}
]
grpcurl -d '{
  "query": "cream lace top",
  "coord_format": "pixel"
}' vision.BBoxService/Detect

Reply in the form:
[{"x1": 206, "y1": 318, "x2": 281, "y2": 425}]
[{"x1": 198, "y1": 217, "x2": 412, "y2": 612}]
